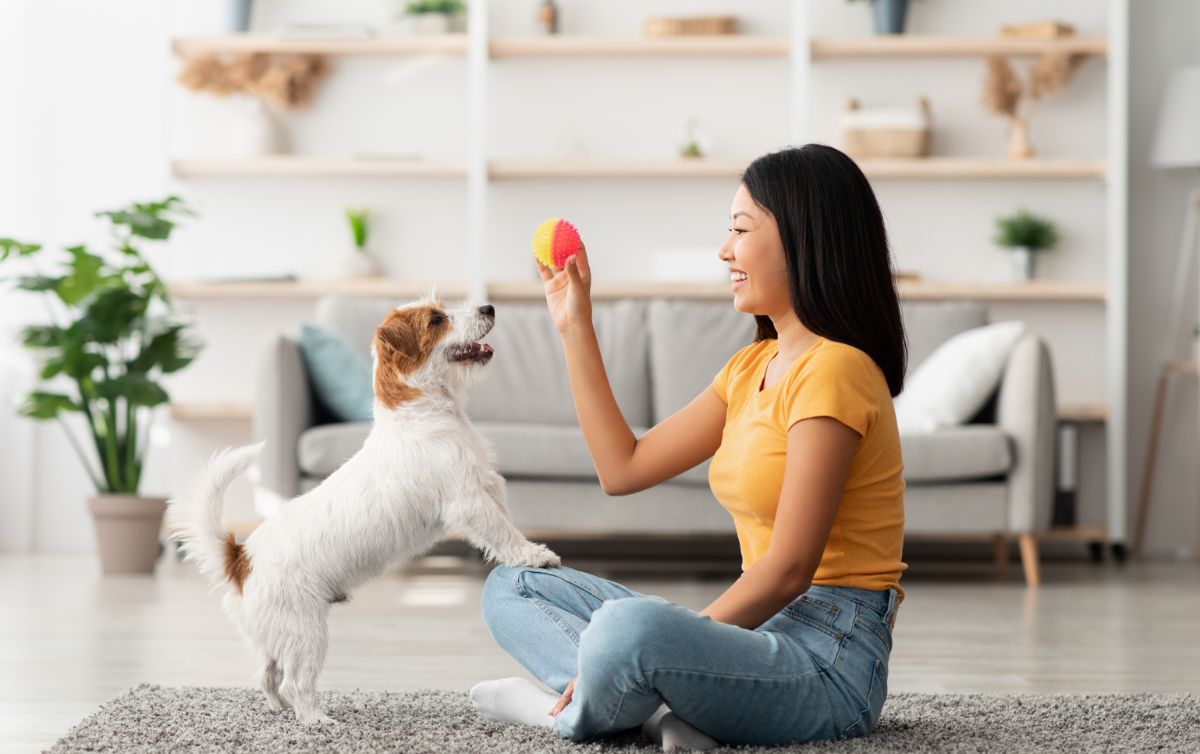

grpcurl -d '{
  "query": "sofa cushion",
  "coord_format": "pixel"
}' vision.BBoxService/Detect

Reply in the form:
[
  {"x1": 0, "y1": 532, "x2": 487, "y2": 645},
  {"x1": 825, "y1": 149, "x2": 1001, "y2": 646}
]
[
  {"x1": 297, "y1": 324, "x2": 374, "y2": 423},
  {"x1": 298, "y1": 422, "x2": 371, "y2": 476},
  {"x1": 468, "y1": 300, "x2": 651, "y2": 426},
  {"x1": 296, "y1": 420, "x2": 656, "y2": 482},
  {"x1": 310, "y1": 296, "x2": 651, "y2": 426},
  {"x1": 895, "y1": 321, "x2": 1026, "y2": 433},
  {"x1": 647, "y1": 300, "x2": 757, "y2": 423},
  {"x1": 900, "y1": 300, "x2": 988, "y2": 370},
  {"x1": 900, "y1": 425, "x2": 1013, "y2": 482}
]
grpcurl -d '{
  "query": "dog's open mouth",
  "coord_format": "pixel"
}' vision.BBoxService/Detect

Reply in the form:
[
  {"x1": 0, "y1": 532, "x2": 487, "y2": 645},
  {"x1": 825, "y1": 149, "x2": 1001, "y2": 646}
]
[{"x1": 447, "y1": 342, "x2": 494, "y2": 364}]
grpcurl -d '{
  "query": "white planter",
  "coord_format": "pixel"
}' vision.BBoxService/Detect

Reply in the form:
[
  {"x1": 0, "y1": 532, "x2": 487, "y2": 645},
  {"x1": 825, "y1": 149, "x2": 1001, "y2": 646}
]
[
  {"x1": 389, "y1": 13, "x2": 451, "y2": 34},
  {"x1": 335, "y1": 247, "x2": 382, "y2": 278},
  {"x1": 1011, "y1": 246, "x2": 1035, "y2": 281}
]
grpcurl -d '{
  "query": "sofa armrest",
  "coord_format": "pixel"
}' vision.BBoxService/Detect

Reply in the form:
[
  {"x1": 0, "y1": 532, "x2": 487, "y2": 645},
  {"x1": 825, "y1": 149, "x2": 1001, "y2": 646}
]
[
  {"x1": 253, "y1": 335, "x2": 314, "y2": 503},
  {"x1": 996, "y1": 332, "x2": 1057, "y2": 533}
]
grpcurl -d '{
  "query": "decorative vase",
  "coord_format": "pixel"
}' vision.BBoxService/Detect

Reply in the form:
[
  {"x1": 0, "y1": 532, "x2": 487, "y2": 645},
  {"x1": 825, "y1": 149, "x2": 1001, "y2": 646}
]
[
  {"x1": 872, "y1": 0, "x2": 910, "y2": 35},
  {"x1": 1011, "y1": 246, "x2": 1035, "y2": 281},
  {"x1": 88, "y1": 494, "x2": 168, "y2": 575},
  {"x1": 232, "y1": 0, "x2": 254, "y2": 32},
  {"x1": 1007, "y1": 117, "x2": 1034, "y2": 159},
  {"x1": 336, "y1": 247, "x2": 382, "y2": 278}
]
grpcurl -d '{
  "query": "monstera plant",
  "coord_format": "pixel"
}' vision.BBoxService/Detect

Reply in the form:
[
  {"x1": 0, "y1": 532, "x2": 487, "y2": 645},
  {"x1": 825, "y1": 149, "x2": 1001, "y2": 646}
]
[{"x1": 0, "y1": 196, "x2": 201, "y2": 574}]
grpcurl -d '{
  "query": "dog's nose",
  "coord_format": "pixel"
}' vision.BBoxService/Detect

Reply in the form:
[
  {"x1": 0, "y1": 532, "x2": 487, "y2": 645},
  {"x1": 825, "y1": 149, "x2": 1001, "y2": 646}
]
[{"x1": 478, "y1": 304, "x2": 495, "y2": 318}]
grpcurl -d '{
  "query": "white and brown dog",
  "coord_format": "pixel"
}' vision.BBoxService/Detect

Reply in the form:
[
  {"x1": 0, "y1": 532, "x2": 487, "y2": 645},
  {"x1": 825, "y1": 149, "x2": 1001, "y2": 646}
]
[{"x1": 166, "y1": 294, "x2": 560, "y2": 725}]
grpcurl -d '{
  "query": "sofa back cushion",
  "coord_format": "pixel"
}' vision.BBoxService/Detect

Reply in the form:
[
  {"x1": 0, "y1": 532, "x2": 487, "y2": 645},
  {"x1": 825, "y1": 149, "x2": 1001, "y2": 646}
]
[
  {"x1": 468, "y1": 299, "x2": 651, "y2": 425},
  {"x1": 647, "y1": 300, "x2": 757, "y2": 423},
  {"x1": 901, "y1": 301, "x2": 988, "y2": 369},
  {"x1": 311, "y1": 295, "x2": 651, "y2": 426}
]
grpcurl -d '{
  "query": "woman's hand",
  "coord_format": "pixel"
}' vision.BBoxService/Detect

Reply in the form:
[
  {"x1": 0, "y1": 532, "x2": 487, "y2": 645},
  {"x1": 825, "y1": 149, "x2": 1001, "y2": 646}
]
[
  {"x1": 537, "y1": 246, "x2": 592, "y2": 335},
  {"x1": 548, "y1": 676, "x2": 576, "y2": 717}
]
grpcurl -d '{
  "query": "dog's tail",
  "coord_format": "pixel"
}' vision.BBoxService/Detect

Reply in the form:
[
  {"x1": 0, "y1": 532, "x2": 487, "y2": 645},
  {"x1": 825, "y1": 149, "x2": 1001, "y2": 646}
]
[{"x1": 166, "y1": 441, "x2": 265, "y2": 594}]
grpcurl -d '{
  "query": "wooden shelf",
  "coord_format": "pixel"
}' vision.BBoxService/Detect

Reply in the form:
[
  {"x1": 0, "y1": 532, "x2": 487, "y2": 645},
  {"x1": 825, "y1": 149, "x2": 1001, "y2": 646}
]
[
  {"x1": 171, "y1": 156, "x2": 467, "y2": 178},
  {"x1": 490, "y1": 159, "x2": 749, "y2": 179},
  {"x1": 168, "y1": 278, "x2": 471, "y2": 300},
  {"x1": 490, "y1": 36, "x2": 789, "y2": 59},
  {"x1": 858, "y1": 158, "x2": 1106, "y2": 179},
  {"x1": 169, "y1": 402, "x2": 252, "y2": 421},
  {"x1": 172, "y1": 34, "x2": 1105, "y2": 61},
  {"x1": 167, "y1": 278, "x2": 1105, "y2": 303},
  {"x1": 171, "y1": 34, "x2": 469, "y2": 57},
  {"x1": 170, "y1": 156, "x2": 1105, "y2": 180},
  {"x1": 811, "y1": 35, "x2": 1107, "y2": 59},
  {"x1": 896, "y1": 279, "x2": 1106, "y2": 302}
]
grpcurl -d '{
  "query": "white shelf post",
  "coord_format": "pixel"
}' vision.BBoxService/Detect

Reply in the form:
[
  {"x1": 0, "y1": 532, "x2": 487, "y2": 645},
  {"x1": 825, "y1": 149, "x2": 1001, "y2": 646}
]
[
  {"x1": 1106, "y1": 0, "x2": 1130, "y2": 547},
  {"x1": 466, "y1": 0, "x2": 489, "y2": 303}
]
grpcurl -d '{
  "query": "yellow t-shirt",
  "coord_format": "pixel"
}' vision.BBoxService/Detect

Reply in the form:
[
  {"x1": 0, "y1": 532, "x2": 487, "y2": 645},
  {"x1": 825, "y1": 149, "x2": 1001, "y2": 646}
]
[{"x1": 708, "y1": 337, "x2": 907, "y2": 602}]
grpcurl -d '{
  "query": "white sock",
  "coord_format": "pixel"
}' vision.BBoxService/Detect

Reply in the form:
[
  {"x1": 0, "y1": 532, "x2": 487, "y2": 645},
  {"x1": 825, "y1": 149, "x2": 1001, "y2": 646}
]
[
  {"x1": 641, "y1": 703, "x2": 671, "y2": 743},
  {"x1": 469, "y1": 677, "x2": 558, "y2": 729},
  {"x1": 660, "y1": 710, "x2": 717, "y2": 751}
]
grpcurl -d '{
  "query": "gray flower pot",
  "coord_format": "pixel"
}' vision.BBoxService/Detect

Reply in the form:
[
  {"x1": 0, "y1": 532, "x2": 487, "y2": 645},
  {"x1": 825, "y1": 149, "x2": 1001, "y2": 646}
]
[
  {"x1": 88, "y1": 494, "x2": 168, "y2": 574},
  {"x1": 872, "y1": 0, "x2": 910, "y2": 35}
]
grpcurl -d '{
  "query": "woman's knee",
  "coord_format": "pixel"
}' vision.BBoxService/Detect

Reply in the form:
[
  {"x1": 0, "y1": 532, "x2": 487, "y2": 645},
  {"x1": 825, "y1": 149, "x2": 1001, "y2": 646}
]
[{"x1": 579, "y1": 597, "x2": 671, "y2": 675}]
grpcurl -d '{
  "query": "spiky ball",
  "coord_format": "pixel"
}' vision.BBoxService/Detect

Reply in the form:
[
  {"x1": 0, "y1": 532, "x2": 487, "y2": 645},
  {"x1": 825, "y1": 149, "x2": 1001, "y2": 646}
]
[{"x1": 531, "y1": 218, "x2": 583, "y2": 271}]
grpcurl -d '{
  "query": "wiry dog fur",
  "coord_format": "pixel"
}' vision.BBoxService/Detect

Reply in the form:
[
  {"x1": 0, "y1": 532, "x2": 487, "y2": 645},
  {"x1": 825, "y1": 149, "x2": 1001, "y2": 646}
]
[{"x1": 166, "y1": 294, "x2": 560, "y2": 725}]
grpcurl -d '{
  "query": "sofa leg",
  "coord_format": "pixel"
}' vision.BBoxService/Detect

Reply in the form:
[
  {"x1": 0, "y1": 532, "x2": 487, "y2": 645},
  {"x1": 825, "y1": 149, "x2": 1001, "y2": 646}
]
[
  {"x1": 1018, "y1": 533, "x2": 1040, "y2": 587},
  {"x1": 993, "y1": 534, "x2": 1010, "y2": 574}
]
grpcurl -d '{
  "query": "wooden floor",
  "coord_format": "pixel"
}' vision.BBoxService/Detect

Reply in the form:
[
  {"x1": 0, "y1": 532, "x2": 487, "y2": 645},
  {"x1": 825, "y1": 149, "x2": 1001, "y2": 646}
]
[{"x1": 3, "y1": 554, "x2": 1198, "y2": 753}]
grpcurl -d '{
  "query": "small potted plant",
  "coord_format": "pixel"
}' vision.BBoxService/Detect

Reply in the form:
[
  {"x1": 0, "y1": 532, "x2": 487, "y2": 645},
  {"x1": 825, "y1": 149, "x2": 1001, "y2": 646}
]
[
  {"x1": 392, "y1": 0, "x2": 467, "y2": 35},
  {"x1": 993, "y1": 209, "x2": 1058, "y2": 281},
  {"x1": 847, "y1": 0, "x2": 917, "y2": 35},
  {"x1": 337, "y1": 207, "x2": 382, "y2": 278},
  {"x1": 0, "y1": 197, "x2": 201, "y2": 574}
]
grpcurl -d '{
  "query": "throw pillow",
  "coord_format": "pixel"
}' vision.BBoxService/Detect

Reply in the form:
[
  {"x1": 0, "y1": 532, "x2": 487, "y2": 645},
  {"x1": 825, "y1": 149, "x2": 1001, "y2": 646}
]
[
  {"x1": 297, "y1": 323, "x2": 374, "y2": 423},
  {"x1": 894, "y1": 320, "x2": 1026, "y2": 434}
]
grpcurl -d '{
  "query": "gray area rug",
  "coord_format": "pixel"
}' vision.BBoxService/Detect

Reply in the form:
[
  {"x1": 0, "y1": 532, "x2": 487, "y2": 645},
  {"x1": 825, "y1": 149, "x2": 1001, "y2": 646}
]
[{"x1": 45, "y1": 684, "x2": 1200, "y2": 754}]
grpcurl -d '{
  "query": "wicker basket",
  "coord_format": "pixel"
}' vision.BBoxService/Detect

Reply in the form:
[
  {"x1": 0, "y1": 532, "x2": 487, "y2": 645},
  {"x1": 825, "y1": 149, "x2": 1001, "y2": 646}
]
[
  {"x1": 643, "y1": 16, "x2": 737, "y2": 37},
  {"x1": 841, "y1": 97, "x2": 933, "y2": 159}
]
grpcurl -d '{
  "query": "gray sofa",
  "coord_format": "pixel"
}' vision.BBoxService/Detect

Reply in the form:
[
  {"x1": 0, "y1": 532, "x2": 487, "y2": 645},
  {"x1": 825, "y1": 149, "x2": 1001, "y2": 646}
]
[{"x1": 254, "y1": 296, "x2": 1056, "y2": 586}]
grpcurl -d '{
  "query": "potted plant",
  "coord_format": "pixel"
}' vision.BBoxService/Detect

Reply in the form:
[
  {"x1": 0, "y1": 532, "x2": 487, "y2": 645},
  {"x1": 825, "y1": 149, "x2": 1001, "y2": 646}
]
[
  {"x1": 847, "y1": 0, "x2": 917, "y2": 35},
  {"x1": 993, "y1": 209, "x2": 1058, "y2": 281},
  {"x1": 0, "y1": 197, "x2": 201, "y2": 574},
  {"x1": 392, "y1": 0, "x2": 467, "y2": 35},
  {"x1": 337, "y1": 207, "x2": 382, "y2": 278}
]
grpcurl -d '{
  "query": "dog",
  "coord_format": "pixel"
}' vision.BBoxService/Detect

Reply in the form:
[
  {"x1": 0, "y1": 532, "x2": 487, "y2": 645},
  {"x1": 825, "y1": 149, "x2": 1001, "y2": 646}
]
[{"x1": 166, "y1": 294, "x2": 560, "y2": 725}]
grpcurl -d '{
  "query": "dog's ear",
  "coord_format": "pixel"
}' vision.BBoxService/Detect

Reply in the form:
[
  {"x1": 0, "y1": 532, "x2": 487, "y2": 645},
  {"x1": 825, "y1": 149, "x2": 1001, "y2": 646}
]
[
  {"x1": 376, "y1": 320, "x2": 427, "y2": 370},
  {"x1": 374, "y1": 322, "x2": 424, "y2": 407}
]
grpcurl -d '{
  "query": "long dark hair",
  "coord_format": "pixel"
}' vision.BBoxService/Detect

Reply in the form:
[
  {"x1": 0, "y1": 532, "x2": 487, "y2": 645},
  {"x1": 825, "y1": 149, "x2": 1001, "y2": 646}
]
[{"x1": 741, "y1": 144, "x2": 907, "y2": 398}]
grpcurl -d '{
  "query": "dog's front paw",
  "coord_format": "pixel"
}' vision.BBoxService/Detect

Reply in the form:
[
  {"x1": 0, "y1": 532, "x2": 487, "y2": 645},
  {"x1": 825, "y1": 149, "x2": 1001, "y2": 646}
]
[{"x1": 505, "y1": 542, "x2": 560, "y2": 568}]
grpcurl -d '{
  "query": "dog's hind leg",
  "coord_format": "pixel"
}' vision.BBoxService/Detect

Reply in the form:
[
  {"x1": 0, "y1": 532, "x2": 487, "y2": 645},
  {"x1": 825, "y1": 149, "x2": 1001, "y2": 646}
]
[
  {"x1": 277, "y1": 611, "x2": 335, "y2": 726},
  {"x1": 257, "y1": 655, "x2": 287, "y2": 711}
]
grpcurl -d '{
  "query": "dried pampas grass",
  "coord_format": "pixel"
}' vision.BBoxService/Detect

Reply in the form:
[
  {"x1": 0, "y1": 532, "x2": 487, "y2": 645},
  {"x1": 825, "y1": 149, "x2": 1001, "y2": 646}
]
[
  {"x1": 982, "y1": 56, "x2": 1022, "y2": 116},
  {"x1": 176, "y1": 53, "x2": 328, "y2": 110}
]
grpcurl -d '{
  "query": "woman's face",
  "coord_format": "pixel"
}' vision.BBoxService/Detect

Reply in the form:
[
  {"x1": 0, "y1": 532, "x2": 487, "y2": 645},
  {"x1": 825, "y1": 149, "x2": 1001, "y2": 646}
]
[{"x1": 719, "y1": 184, "x2": 790, "y2": 317}]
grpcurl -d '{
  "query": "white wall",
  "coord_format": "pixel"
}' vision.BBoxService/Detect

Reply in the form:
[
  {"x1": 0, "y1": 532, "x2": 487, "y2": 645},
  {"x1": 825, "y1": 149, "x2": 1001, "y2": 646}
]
[{"x1": 0, "y1": 0, "x2": 1195, "y2": 557}]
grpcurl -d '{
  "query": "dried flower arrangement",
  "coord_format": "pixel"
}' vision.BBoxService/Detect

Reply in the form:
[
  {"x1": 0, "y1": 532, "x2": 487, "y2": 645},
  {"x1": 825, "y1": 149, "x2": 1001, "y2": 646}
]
[
  {"x1": 176, "y1": 53, "x2": 328, "y2": 110},
  {"x1": 982, "y1": 51, "x2": 1082, "y2": 158}
]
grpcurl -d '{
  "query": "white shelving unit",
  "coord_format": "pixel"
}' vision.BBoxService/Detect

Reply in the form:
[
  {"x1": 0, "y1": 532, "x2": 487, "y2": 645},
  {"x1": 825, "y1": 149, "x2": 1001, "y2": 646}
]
[{"x1": 167, "y1": 0, "x2": 1131, "y2": 548}]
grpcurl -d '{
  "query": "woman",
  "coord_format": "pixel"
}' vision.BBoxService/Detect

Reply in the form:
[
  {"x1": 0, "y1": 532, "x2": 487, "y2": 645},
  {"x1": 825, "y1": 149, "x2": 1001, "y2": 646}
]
[{"x1": 470, "y1": 144, "x2": 907, "y2": 749}]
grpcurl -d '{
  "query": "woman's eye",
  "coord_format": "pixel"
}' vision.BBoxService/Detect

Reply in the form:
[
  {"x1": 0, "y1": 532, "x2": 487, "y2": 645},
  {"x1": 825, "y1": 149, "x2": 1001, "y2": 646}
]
[{"x1": 729, "y1": 228, "x2": 746, "y2": 235}]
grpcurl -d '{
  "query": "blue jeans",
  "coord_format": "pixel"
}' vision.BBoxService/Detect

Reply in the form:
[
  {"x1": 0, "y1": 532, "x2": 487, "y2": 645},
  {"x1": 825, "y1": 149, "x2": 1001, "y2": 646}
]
[{"x1": 480, "y1": 564, "x2": 898, "y2": 745}]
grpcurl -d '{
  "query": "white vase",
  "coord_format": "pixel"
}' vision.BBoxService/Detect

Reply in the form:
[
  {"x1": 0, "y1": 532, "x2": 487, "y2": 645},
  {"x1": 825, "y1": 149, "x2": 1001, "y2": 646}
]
[
  {"x1": 1011, "y1": 247, "x2": 1035, "y2": 281},
  {"x1": 336, "y1": 247, "x2": 382, "y2": 278},
  {"x1": 225, "y1": 96, "x2": 286, "y2": 156}
]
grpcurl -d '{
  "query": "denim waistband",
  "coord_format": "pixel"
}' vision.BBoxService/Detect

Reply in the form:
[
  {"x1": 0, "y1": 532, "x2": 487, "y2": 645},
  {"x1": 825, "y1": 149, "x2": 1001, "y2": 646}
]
[{"x1": 805, "y1": 584, "x2": 899, "y2": 631}]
